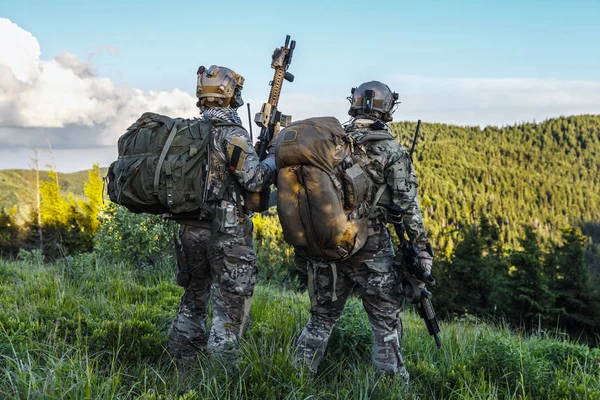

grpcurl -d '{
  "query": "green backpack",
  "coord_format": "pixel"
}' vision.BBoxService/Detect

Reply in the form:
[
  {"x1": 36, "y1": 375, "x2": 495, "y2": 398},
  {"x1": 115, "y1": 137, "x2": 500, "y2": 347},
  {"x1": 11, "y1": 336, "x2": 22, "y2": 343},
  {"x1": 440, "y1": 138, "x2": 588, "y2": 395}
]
[{"x1": 107, "y1": 112, "x2": 238, "y2": 216}]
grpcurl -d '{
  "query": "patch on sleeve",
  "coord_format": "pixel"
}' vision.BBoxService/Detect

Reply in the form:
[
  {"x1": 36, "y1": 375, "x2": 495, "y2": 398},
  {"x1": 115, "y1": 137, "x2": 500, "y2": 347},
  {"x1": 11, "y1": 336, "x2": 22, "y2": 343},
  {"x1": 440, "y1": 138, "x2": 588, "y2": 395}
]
[{"x1": 227, "y1": 137, "x2": 251, "y2": 171}]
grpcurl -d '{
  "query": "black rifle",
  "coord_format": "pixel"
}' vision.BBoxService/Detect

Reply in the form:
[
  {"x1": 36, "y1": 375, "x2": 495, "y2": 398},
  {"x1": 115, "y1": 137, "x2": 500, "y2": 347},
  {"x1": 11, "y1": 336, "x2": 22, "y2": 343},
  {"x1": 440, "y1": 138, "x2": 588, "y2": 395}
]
[{"x1": 389, "y1": 208, "x2": 442, "y2": 349}]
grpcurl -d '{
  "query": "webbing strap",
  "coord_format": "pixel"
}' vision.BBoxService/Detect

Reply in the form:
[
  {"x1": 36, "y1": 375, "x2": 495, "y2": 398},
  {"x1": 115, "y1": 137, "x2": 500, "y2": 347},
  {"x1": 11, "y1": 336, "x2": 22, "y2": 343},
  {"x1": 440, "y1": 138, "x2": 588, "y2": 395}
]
[
  {"x1": 330, "y1": 262, "x2": 338, "y2": 301},
  {"x1": 368, "y1": 184, "x2": 388, "y2": 219},
  {"x1": 153, "y1": 121, "x2": 179, "y2": 195},
  {"x1": 217, "y1": 172, "x2": 234, "y2": 200},
  {"x1": 353, "y1": 131, "x2": 394, "y2": 144},
  {"x1": 307, "y1": 262, "x2": 317, "y2": 309},
  {"x1": 164, "y1": 161, "x2": 173, "y2": 206},
  {"x1": 232, "y1": 180, "x2": 246, "y2": 221}
]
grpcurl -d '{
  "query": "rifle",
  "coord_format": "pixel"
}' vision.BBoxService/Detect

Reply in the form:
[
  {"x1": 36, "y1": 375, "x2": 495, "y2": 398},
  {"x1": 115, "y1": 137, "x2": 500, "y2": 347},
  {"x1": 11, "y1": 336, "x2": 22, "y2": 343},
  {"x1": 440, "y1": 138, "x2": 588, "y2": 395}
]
[
  {"x1": 254, "y1": 35, "x2": 296, "y2": 161},
  {"x1": 392, "y1": 218, "x2": 441, "y2": 349},
  {"x1": 244, "y1": 35, "x2": 296, "y2": 212}
]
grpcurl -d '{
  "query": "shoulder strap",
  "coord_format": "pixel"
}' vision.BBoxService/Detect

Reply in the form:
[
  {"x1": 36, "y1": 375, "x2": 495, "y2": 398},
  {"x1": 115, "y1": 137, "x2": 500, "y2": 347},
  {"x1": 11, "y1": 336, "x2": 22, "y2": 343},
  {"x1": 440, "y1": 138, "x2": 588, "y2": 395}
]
[
  {"x1": 353, "y1": 131, "x2": 394, "y2": 145},
  {"x1": 211, "y1": 118, "x2": 245, "y2": 129},
  {"x1": 153, "y1": 120, "x2": 179, "y2": 195},
  {"x1": 367, "y1": 184, "x2": 389, "y2": 219}
]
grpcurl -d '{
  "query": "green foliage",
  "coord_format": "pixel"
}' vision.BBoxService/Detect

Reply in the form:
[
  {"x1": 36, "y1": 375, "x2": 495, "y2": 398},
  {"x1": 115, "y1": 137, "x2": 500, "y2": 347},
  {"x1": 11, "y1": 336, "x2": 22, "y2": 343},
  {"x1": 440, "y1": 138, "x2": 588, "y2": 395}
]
[
  {"x1": 1, "y1": 258, "x2": 599, "y2": 399},
  {"x1": 547, "y1": 227, "x2": 600, "y2": 334},
  {"x1": 434, "y1": 214, "x2": 507, "y2": 318},
  {"x1": 435, "y1": 218, "x2": 600, "y2": 338},
  {"x1": 506, "y1": 226, "x2": 556, "y2": 326},
  {"x1": 0, "y1": 167, "x2": 108, "y2": 225},
  {"x1": 94, "y1": 202, "x2": 174, "y2": 267},
  {"x1": 0, "y1": 208, "x2": 20, "y2": 258},
  {"x1": 253, "y1": 210, "x2": 301, "y2": 289},
  {"x1": 30, "y1": 166, "x2": 104, "y2": 259},
  {"x1": 390, "y1": 115, "x2": 600, "y2": 257},
  {"x1": 79, "y1": 164, "x2": 104, "y2": 233}
]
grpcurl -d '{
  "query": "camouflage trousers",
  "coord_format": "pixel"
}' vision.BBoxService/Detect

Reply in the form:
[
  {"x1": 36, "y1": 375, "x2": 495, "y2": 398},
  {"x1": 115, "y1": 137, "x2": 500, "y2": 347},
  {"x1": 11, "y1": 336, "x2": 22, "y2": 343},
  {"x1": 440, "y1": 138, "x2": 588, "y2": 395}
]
[
  {"x1": 295, "y1": 224, "x2": 408, "y2": 379},
  {"x1": 167, "y1": 218, "x2": 257, "y2": 360}
]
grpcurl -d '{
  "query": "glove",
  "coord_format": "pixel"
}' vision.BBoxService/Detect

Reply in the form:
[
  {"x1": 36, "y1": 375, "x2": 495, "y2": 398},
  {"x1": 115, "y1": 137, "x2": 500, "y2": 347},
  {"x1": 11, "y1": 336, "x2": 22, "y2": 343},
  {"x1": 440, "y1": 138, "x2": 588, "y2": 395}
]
[
  {"x1": 254, "y1": 138, "x2": 277, "y2": 156},
  {"x1": 262, "y1": 154, "x2": 277, "y2": 176},
  {"x1": 253, "y1": 141, "x2": 262, "y2": 154}
]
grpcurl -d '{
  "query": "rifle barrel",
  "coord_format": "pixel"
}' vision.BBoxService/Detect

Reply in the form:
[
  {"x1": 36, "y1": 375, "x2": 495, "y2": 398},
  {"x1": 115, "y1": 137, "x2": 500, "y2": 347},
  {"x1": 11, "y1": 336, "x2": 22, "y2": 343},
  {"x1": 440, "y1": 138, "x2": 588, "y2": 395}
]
[
  {"x1": 247, "y1": 103, "x2": 253, "y2": 142},
  {"x1": 409, "y1": 119, "x2": 421, "y2": 160}
]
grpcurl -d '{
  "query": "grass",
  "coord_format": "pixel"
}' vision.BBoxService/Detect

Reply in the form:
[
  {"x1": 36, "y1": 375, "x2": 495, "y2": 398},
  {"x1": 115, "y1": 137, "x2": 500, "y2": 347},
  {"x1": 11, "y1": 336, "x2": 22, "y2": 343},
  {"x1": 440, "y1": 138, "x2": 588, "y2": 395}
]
[{"x1": 1, "y1": 255, "x2": 599, "y2": 399}]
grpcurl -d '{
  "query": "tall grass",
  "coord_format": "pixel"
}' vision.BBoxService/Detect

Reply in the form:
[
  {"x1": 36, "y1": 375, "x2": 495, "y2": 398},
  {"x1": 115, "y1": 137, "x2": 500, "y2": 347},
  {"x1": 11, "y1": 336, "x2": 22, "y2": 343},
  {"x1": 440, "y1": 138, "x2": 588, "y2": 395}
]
[{"x1": 1, "y1": 255, "x2": 599, "y2": 399}]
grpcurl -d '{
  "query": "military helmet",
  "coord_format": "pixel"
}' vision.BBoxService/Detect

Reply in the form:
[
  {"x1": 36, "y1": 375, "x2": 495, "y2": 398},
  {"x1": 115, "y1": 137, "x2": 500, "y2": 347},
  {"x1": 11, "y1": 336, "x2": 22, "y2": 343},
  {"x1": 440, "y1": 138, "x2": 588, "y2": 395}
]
[
  {"x1": 348, "y1": 81, "x2": 399, "y2": 122},
  {"x1": 196, "y1": 65, "x2": 245, "y2": 108}
]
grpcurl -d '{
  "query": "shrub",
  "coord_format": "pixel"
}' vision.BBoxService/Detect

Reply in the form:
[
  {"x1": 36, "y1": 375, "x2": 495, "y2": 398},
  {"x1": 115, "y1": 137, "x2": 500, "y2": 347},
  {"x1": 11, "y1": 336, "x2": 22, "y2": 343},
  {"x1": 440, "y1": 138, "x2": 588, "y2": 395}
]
[
  {"x1": 252, "y1": 211, "x2": 301, "y2": 289},
  {"x1": 94, "y1": 203, "x2": 173, "y2": 267}
]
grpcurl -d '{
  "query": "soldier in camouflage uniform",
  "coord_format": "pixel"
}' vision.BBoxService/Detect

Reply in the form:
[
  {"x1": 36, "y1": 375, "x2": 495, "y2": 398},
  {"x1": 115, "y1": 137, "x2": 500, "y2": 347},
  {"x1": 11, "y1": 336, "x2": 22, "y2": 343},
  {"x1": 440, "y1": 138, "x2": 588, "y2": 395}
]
[
  {"x1": 294, "y1": 81, "x2": 433, "y2": 382},
  {"x1": 167, "y1": 65, "x2": 276, "y2": 360}
]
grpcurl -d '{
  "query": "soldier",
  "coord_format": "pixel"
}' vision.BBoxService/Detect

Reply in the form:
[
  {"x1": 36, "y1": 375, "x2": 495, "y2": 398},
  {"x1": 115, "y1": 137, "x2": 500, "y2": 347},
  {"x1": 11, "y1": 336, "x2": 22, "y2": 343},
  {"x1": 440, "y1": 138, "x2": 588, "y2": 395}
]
[
  {"x1": 294, "y1": 81, "x2": 433, "y2": 382},
  {"x1": 167, "y1": 65, "x2": 276, "y2": 360}
]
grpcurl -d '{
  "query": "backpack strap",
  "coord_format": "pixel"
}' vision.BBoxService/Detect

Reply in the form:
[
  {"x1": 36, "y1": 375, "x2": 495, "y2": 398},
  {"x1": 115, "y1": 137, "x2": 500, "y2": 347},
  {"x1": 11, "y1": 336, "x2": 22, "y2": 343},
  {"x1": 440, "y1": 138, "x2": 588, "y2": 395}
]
[
  {"x1": 368, "y1": 184, "x2": 388, "y2": 219},
  {"x1": 306, "y1": 262, "x2": 317, "y2": 308},
  {"x1": 352, "y1": 131, "x2": 394, "y2": 144},
  {"x1": 153, "y1": 120, "x2": 179, "y2": 196},
  {"x1": 330, "y1": 262, "x2": 338, "y2": 301},
  {"x1": 212, "y1": 118, "x2": 244, "y2": 129}
]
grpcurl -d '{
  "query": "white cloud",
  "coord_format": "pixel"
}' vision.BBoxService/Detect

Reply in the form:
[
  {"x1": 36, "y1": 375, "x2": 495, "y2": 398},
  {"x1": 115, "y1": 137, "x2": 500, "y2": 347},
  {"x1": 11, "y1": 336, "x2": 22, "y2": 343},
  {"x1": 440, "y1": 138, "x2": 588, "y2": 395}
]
[
  {"x1": 103, "y1": 45, "x2": 119, "y2": 56},
  {"x1": 0, "y1": 17, "x2": 198, "y2": 149},
  {"x1": 386, "y1": 75, "x2": 600, "y2": 126},
  {"x1": 252, "y1": 76, "x2": 600, "y2": 129}
]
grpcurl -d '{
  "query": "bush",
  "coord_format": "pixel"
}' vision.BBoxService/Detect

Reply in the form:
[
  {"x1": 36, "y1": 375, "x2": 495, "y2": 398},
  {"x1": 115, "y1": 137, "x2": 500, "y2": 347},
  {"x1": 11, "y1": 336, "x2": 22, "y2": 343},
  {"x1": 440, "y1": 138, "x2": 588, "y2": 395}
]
[
  {"x1": 94, "y1": 203, "x2": 174, "y2": 267},
  {"x1": 253, "y1": 211, "x2": 301, "y2": 290}
]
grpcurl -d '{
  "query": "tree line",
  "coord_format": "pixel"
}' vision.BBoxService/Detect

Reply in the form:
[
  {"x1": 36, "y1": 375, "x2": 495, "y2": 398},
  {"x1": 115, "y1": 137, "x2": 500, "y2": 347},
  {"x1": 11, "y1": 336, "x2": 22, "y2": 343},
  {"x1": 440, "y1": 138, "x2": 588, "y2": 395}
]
[{"x1": 0, "y1": 165, "x2": 103, "y2": 260}]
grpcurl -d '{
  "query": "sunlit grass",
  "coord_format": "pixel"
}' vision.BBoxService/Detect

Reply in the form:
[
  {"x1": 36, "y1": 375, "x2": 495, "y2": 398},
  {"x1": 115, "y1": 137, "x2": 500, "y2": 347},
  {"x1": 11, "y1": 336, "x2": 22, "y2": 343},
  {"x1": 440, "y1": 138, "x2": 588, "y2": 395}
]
[{"x1": 1, "y1": 256, "x2": 599, "y2": 399}]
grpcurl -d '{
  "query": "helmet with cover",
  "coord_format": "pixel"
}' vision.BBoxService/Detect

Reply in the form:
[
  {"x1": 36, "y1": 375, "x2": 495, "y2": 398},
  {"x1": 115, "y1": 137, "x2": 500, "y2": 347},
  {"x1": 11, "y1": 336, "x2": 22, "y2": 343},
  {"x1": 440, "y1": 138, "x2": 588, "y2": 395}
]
[
  {"x1": 348, "y1": 81, "x2": 399, "y2": 122},
  {"x1": 196, "y1": 65, "x2": 245, "y2": 108}
]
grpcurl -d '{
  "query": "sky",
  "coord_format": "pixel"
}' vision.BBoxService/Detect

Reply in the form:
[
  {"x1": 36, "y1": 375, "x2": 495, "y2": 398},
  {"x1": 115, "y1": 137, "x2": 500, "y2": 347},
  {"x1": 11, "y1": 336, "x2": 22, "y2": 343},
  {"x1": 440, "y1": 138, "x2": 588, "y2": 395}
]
[{"x1": 1, "y1": 0, "x2": 599, "y2": 171}]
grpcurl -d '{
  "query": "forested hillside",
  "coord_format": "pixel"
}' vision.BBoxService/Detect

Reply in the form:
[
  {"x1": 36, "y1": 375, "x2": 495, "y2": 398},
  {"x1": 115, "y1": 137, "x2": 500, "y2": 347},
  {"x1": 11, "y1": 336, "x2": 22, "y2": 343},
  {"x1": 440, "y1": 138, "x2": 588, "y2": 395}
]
[
  {"x1": 390, "y1": 115, "x2": 600, "y2": 257},
  {"x1": 4, "y1": 116, "x2": 599, "y2": 253}
]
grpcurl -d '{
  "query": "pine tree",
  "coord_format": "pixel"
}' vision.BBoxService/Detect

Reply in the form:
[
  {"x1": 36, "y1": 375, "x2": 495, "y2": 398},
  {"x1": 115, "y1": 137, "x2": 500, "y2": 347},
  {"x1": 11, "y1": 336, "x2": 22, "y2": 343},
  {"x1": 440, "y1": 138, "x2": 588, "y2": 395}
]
[
  {"x1": 549, "y1": 227, "x2": 599, "y2": 335},
  {"x1": 0, "y1": 209, "x2": 20, "y2": 258},
  {"x1": 506, "y1": 226, "x2": 555, "y2": 328},
  {"x1": 78, "y1": 164, "x2": 104, "y2": 234}
]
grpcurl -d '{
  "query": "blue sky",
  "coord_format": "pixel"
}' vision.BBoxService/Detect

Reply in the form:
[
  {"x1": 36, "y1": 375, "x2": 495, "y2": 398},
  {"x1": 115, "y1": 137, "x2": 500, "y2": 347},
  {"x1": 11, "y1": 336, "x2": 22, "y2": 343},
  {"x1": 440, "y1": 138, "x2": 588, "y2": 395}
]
[
  {"x1": 6, "y1": 0, "x2": 599, "y2": 88},
  {"x1": 1, "y1": 0, "x2": 599, "y2": 171}
]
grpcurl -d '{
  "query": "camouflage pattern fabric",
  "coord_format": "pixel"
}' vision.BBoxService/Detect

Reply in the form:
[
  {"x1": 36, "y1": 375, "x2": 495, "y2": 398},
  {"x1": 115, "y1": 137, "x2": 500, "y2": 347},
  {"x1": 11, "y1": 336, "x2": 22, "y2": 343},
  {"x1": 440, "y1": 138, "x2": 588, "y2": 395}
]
[
  {"x1": 346, "y1": 118, "x2": 429, "y2": 248},
  {"x1": 168, "y1": 108, "x2": 273, "y2": 360},
  {"x1": 167, "y1": 218, "x2": 257, "y2": 359},
  {"x1": 295, "y1": 226, "x2": 409, "y2": 381},
  {"x1": 294, "y1": 116, "x2": 430, "y2": 381},
  {"x1": 209, "y1": 110, "x2": 275, "y2": 196}
]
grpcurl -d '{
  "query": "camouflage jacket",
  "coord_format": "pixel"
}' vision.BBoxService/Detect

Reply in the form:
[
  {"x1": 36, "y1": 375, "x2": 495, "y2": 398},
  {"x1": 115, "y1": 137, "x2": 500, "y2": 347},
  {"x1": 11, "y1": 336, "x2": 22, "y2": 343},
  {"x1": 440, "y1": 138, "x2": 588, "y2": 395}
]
[
  {"x1": 345, "y1": 118, "x2": 429, "y2": 247},
  {"x1": 202, "y1": 110, "x2": 275, "y2": 217}
]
